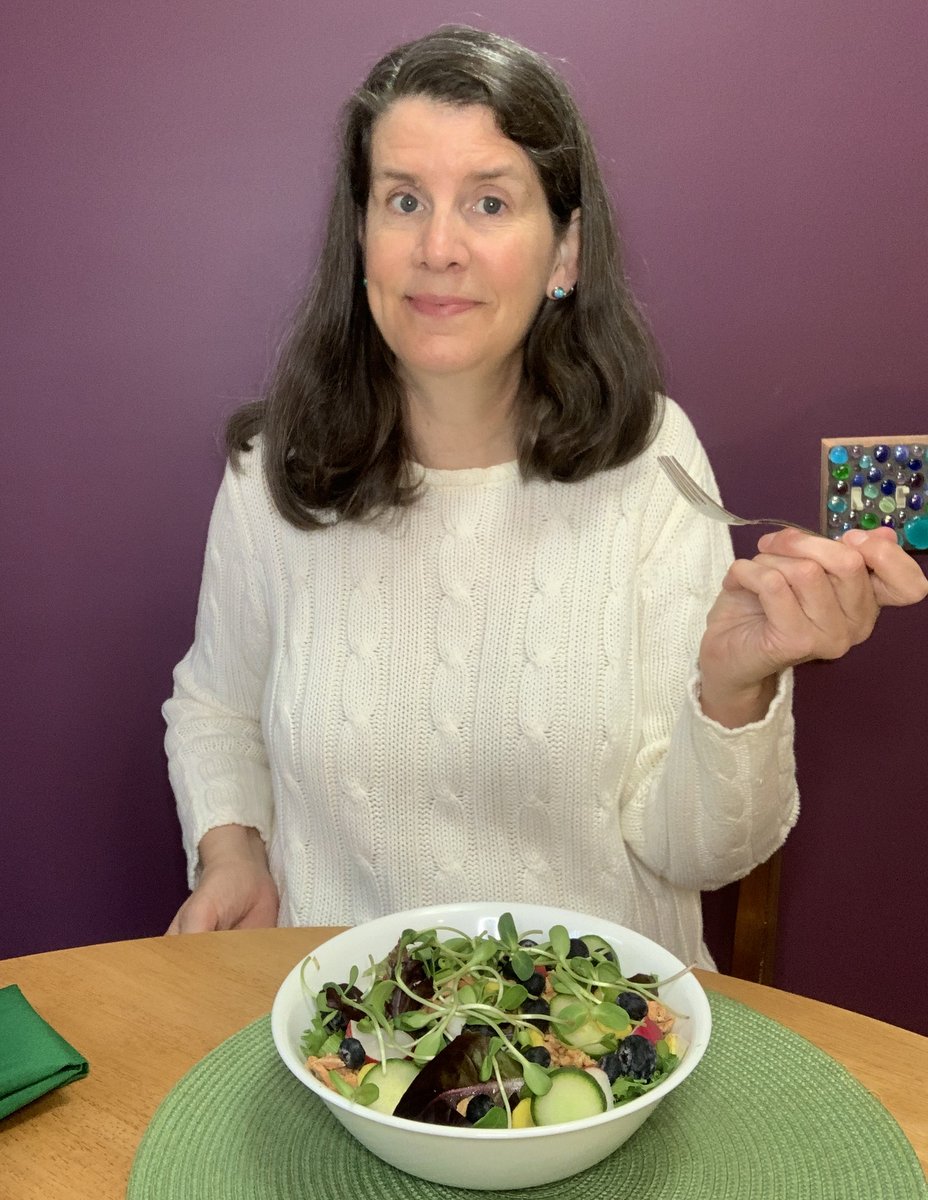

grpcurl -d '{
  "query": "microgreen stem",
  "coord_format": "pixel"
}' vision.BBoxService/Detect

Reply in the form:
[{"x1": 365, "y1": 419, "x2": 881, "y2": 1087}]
[{"x1": 492, "y1": 1053, "x2": 513, "y2": 1128}]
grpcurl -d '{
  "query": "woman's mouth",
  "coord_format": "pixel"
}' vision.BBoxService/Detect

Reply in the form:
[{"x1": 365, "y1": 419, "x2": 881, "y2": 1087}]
[{"x1": 407, "y1": 294, "x2": 479, "y2": 318}]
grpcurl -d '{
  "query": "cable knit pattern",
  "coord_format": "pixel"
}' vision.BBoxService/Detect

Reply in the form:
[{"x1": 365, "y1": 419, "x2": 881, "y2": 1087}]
[
  {"x1": 164, "y1": 399, "x2": 800, "y2": 967},
  {"x1": 428, "y1": 483, "x2": 480, "y2": 899}
]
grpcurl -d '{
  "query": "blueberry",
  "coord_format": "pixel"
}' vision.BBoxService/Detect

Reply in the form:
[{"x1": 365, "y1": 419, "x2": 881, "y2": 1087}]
[
  {"x1": 615, "y1": 1035, "x2": 657, "y2": 1081},
  {"x1": 521, "y1": 997, "x2": 550, "y2": 1031},
  {"x1": 499, "y1": 956, "x2": 521, "y2": 982},
  {"x1": 324, "y1": 1010, "x2": 348, "y2": 1034},
  {"x1": 523, "y1": 971, "x2": 546, "y2": 997},
  {"x1": 598, "y1": 1050, "x2": 623, "y2": 1084},
  {"x1": 518, "y1": 938, "x2": 538, "y2": 948},
  {"x1": 617, "y1": 991, "x2": 648, "y2": 1022},
  {"x1": 466, "y1": 1094, "x2": 496, "y2": 1123},
  {"x1": 568, "y1": 937, "x2": 590, "y2": 959},
  {"x1": 337, "y1": 1036, "x2": 365, "y2": 1070},
  {"x1": 522, "y1": 1045, "x2": 551, "y2": 1068}
]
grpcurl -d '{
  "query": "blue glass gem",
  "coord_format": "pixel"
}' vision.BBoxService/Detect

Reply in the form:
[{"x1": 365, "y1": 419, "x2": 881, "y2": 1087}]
[
  {"x1": 840, "y1": 520, "x2": 856, "y2": 532},
  {"x1": 909, "y1": 458, "x2": 923, "y2": 472},
  {"x1": 827, "y1": 495, "x2": 848, "y2": 514},
  {"x1": 873, "y1": 444, "x2": 889, "y2": 462},
  {"x1": 859, "y1": 454, "x2": 873, "y2": 470},
  {"x1": 828, "y1": 445, "x2": 849, "y2": 465},
  {"x1": 903, "y1": 514, "x2": 928, "y2": 550},
  {"x1": 881, "y1": 515, "x2": 896, "y2": 528},
  {"x1": 852, "y1": 472, "x2": 865, "y2": 486},
  {"x1": 894, "y1": 445, "x2": 910, "y2": 463},
  {"x1": 909, "y1": 492, "x2": 924, "y2": 511},
  {"x1": 880, "y1": 478, "x2": 896, "y2": 496},
  {"x1": 866, "y1": 467, "x2": 882, "y2": 483}
]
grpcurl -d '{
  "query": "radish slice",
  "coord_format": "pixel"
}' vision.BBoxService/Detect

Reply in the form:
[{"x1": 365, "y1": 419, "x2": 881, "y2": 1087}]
[
  {"x1": 354, "y1": 1027, "x2": 414, "y2": 1060},
  {"x1": 584, "y1": 1067, "x2": 615, "y2": 1109}
]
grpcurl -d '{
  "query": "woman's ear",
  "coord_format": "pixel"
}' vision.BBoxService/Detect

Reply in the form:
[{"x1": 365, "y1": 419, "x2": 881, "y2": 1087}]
[{"x1": 549, "y1": 208, "x2": 581, "y2": 295}]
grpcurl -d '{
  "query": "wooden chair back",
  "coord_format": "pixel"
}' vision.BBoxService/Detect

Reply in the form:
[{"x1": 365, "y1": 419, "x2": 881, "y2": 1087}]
[{"x1": 729, "y1": 849, "x2": 782, "y2": 985}]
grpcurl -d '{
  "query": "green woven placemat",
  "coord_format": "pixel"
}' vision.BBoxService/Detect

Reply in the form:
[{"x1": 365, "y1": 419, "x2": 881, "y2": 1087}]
[{"x1": 128, "y1": 994, "x2": 926, "y2": 1199}]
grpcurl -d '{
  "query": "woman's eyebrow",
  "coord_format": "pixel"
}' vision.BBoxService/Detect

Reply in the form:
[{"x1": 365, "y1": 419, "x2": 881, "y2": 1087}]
[
  {"x1": 373, "y1": 168, "x2": 419, "y2": 182},
  {"x1": 371, "y1": 167, "x2": 524, "y2": 186},
  {"x1": 470, "y1": 167, "x2": 521, "y2": 183}
]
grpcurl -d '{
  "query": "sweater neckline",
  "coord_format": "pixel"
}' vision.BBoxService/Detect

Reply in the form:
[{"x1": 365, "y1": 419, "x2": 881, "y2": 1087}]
[{"x1": 412, "y1": 460, "x2": 521, "y2": 488}]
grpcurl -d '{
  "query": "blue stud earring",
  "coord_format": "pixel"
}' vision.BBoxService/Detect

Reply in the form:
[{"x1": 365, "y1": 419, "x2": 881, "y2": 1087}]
[{"x1": 552, "y1": 286, "x2": 566, "y2": 300}]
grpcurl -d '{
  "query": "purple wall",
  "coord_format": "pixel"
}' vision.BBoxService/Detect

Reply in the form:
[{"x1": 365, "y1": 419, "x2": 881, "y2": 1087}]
[{"x1": 3, "y1": 3, "x2": 926, "y2": 1031}]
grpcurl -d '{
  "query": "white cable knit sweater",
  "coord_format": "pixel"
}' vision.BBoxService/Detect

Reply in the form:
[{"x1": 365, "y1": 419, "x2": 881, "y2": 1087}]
[{"x1": 164, "y1": 398, "x2": 799, "y2": 967}]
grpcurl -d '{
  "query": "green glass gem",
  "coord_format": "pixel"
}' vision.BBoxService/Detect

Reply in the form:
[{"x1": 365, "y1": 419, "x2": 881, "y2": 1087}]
[
  {"x1": 859, "y1": 512, "x2": 879, "y2": 530},
  {"x1": 878, "y1": 497, "x2": 895, "y2": 514},
  {"x1": 831, "y1": 464, "x2": 850, "y2": 481},
  {"x1": 863, "y1": 483, "x2": 880, "y2": 500},
  {"x1": 903, "y1": 514, "x2": 928, "y2": 550}
]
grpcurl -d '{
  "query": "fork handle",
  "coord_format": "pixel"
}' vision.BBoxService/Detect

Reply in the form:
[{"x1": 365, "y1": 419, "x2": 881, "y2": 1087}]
[{"x1": 732, "y1": 516, "x2": 826, "y2": 538}]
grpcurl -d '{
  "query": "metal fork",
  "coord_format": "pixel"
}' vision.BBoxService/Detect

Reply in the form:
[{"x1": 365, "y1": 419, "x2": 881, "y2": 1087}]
[{"x1": 657, "y1": 455, "x2": 823, "y2": 538}]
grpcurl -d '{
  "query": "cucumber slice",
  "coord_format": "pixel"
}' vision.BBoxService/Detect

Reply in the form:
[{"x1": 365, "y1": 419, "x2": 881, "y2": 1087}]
[
  {"x1": 530, "y1": 1067, "x2": 608, "y2": 1126},
  {"x1": 357, "y1": 1059, "x2": 420, "y2": 1115},
  {"x1": 549, "y1": 994, "x2": 611, "y2": 1056}
]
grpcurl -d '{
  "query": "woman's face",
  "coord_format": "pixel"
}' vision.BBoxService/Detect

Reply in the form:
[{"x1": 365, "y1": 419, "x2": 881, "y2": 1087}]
[{"x1": 362, "y1": 98, "x2": 578, "y2": 390}]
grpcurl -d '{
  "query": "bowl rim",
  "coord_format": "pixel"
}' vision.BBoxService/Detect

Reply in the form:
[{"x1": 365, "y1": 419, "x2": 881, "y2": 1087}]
[{"x1": 271, "y1": 902, "x2": 712, "y2": 1139}]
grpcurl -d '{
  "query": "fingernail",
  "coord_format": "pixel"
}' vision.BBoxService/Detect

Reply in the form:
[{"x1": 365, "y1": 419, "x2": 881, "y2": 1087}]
[{"x1": 757, "y1": 533, "x2": 774, "y2": 549}]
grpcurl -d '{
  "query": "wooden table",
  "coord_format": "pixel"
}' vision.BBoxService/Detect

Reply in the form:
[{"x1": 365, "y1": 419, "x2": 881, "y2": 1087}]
[{"x1": 2, "y1": 928, "x2": 926, "y2": 1195}]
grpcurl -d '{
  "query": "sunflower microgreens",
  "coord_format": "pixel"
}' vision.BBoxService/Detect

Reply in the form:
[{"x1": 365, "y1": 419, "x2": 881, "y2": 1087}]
[{"x1": 300, "y1": 913, "x2": 688, "y2": 1126}]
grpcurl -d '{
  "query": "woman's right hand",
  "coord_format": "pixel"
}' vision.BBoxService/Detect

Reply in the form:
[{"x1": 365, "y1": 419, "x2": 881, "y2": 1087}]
[{"x1": 166, "y1": 824, "x2": 279, "y2": 934}]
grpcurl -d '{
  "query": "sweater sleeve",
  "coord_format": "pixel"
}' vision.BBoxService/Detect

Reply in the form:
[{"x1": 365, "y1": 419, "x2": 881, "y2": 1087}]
[
  {"x1": 162, "y1": 456, "x2": 274, "y2": 889},
  {"x1": 617, "y1": 417, "x2": 800, "y2": 891}
]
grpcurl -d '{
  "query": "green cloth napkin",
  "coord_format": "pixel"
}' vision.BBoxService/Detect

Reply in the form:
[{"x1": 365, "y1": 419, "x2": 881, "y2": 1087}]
[{"x1": 0, "y1": 984, "x2": 89, "y2": 1119}]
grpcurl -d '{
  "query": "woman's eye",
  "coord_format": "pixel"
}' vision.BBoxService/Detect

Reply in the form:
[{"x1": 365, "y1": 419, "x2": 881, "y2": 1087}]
[
  {"x1": 475, "y1": 195, "x2": 506, "y2": 216},
  {"x1": 390, "y1": 193, "x2": 420, "y2": 214}
]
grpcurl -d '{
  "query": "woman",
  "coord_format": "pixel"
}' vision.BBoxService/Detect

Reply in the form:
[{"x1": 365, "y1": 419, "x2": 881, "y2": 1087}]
[{"x1": 163, "y1": 26, "x2": 926, "y2": 965}]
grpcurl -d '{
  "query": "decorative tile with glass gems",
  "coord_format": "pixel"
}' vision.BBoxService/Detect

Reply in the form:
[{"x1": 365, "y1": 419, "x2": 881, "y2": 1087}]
[{"x1": 821, "y1": 436, "x2": 928, "y2": 553}]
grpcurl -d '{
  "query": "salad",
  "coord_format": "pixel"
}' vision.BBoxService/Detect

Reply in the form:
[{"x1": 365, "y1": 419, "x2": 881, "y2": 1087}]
[{"x1": 300, "y1": 913, "x2": 688, "y2": 1129}]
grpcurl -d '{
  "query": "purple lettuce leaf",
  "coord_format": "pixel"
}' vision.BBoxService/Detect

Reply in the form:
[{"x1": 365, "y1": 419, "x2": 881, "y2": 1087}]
[{"x1": 392, "y1": 1032, "x2": 523, "y2": 1126}]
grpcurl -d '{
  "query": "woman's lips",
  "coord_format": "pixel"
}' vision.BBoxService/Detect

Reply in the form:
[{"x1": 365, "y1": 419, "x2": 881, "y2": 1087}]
[{"x1": 407, "y1": 294, "x2": 479, "y2": 317}]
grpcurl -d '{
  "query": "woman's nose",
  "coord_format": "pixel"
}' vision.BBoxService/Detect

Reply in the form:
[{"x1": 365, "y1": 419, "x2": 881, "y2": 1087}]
[{"x1": 416, "y1": 209, "x2": 468, "y2": 271}]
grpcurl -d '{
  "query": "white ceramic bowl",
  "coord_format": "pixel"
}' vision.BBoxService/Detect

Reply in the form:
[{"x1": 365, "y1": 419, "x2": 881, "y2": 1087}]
[{"x1": 271, "y1": 902, "x2": 711, "y2": 1190}]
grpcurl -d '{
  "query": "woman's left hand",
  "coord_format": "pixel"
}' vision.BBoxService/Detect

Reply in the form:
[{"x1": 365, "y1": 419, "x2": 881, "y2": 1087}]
[{"x1": 697, "y1": 526, "x2": 928, "y2": 727}]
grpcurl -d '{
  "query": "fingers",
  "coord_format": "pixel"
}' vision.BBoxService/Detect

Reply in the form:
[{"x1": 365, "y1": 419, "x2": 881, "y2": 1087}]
[
  {"x1": 165, "y1": 894, "x2": 220, "y2": 936},
  {"x1": 840, "y1": 529, "x2": 928, "y2": 606},
  {"x1": 724, "y1": 556, "x2": 858, "y2": 662},
  {"x1": 744, "y1": 549, "x2": 878, "y2": 651},
  {"x1": 756, "y1": 528, "x2": 928, "y2": 609}
]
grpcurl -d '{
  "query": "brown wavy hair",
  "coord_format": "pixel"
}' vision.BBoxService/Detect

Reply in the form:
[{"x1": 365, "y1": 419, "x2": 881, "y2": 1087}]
[{"x1": 227, "y1": 25, "x2": 665, "y2": 528}]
